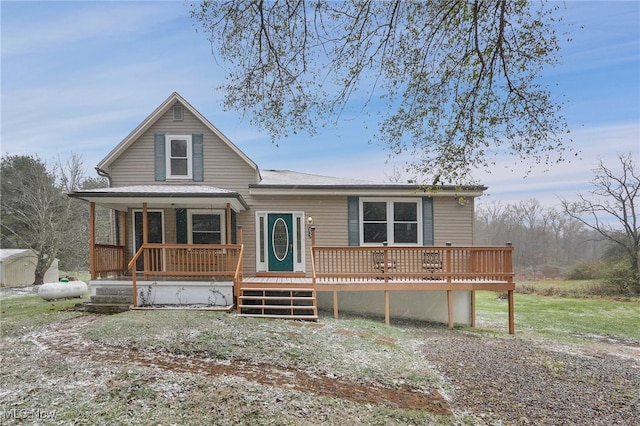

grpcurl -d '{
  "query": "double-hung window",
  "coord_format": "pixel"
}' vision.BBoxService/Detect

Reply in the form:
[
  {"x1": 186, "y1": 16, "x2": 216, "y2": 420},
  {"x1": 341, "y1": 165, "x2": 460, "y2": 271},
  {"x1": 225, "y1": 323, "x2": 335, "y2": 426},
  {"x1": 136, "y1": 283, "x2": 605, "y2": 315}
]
[
  {"x1": 166, "y1": 135, "x2": 192, "y2": 179},
  {"x1": 361, "y1": 199, "x2": 420, "y2": 245},
  {"x1": 188, "y1": 210, "x2": 225, "y2": 244}
]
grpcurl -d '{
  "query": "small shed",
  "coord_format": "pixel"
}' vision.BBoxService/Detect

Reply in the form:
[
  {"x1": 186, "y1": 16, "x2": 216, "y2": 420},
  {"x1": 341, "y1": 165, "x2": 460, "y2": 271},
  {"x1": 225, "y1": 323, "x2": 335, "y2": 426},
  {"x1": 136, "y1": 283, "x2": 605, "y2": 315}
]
[{"x1": 0, "y1": 249, "x2": 59, "y2": 287}]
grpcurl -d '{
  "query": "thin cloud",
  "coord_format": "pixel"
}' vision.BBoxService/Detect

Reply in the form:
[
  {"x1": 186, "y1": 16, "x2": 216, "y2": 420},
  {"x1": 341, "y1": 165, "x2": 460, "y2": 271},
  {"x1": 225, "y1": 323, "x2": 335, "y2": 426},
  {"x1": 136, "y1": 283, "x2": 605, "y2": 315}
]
[{"x1": 1, "y1": 2, "x2": 186, "y2": 55}]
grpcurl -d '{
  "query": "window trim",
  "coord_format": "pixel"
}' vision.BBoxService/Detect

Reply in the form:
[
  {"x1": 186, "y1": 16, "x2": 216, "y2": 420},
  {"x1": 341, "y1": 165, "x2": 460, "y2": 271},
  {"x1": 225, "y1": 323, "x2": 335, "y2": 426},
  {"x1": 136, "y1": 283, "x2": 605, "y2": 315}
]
[
  {"x1": 359, "y1": 198, "x2": 422, "y2": 246},
  {"x1": 187, "y1": 209, "x2": 226, "y2": 244},
  {"x1": 165, "y1": 134, "x2": 192, "y2": 179}
]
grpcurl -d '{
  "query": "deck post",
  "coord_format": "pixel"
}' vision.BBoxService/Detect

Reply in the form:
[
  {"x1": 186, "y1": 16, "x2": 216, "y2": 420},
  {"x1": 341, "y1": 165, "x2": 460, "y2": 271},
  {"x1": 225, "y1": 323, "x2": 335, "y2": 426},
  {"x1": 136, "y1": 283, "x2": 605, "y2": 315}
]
[
  {"x1": 235, "y1": 226, "x2": 243, "y2": 299},
  {"x1": 470, "y1": 290, "x2": 476, "y2": 328},
  {"x1": 89, "y1": 202, "x2": 96, "y2": 280},
  {"x1": 132, "y1": 272, "x2": 138, "y2": 307},
  {"x1": 447, "y1": 290, "x2": 454, "y2": 329},
  {"x1": 384, "y1": 290, "x2": 390, "y2": 325},
  {"x1": 333, "y1": 290, "x2": 339, "y2": 319},
  {"x1": 119, "y1": 211, "x2": 127, "y2": 274},
  {"x1": 142, "y1": 202, "x2": 148, "y2": 279},
  {"x1": 508, "y1": 290, "x2": 515, "y2": 334},
  {"x1": 226, "y1": 203, "x2": 232, "y2": 242}
]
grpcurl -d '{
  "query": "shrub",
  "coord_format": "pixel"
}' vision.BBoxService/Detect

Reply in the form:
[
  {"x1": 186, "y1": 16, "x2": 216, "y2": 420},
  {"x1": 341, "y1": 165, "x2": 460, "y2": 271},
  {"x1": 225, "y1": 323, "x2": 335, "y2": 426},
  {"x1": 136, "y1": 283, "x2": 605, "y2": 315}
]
[
  {"x1": 602, "y1": 260, "x2": 636, "y2": 295},
  {"x1": 565, "y1": 261, "x2": 605, "y2": 281}
]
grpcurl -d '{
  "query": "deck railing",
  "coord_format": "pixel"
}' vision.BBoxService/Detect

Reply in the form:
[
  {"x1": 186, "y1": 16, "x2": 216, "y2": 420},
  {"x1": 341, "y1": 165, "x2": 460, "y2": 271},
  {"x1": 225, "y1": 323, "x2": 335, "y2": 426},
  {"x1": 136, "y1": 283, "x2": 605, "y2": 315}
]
[
  {"x1": 92, "y1": 243, "x2": 126, "y2": 278},
  {"x1": 311, "y1": 245, "x2": 514, "y2": 284},
  {"x1": 311, "y1": 244, "x2": 516, "y2": 334},
  {"x1": 127, "y1": 243, "x2": 243, "y2": 307}
]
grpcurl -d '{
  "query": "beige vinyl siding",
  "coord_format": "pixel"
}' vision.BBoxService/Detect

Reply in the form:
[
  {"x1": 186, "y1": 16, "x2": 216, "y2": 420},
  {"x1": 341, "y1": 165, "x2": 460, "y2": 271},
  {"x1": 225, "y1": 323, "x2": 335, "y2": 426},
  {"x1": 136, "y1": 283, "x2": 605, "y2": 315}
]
[
  {"x1": 239, "y1": 195, "x2": 475, "y2": 276},
  {"x1": 109, "y1": 102, "x2": 257, "y2": 194},
  {"x1": 238, "y1": 195, "x2": 348, "y2": 276},
  {"x1": 433, "y1": 198, "x2": 474, "y2": 245}
]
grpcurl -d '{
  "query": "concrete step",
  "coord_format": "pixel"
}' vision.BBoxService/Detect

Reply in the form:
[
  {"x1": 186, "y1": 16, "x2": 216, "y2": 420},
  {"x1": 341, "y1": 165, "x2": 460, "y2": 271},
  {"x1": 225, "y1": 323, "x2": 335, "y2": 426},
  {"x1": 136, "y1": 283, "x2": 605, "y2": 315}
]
[
  {"x1": 95, "y1": 287, "x2": 133, "y2": 296},
  {"x1": 85, "y1": 303, "x2": 131, "y2": 314},
  {"x1": 90, "y1": 295, "x2": 133, "y2": 304}
]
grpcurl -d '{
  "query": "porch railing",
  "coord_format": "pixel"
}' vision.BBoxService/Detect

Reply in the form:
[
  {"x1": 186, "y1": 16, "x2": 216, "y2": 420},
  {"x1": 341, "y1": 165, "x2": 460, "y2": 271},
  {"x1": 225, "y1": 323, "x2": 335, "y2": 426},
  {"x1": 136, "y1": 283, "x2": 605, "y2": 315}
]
[
  {"x1": 311, "y1": 245, "x2": 514, "y2": 284},
  {"x1": 92, "y1": 243, "x2": 126, "y2": 278},
  {"x1": 128, "y1": 243, "x2": 243, "y2": 307}
]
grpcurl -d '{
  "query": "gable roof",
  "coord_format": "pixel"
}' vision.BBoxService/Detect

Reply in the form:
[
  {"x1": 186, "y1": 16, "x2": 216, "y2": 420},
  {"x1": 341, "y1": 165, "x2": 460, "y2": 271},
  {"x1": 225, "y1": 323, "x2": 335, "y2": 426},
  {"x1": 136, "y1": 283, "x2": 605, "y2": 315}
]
[{"x1": 96, "y1": 92, "x2": 259, "y2": 175}]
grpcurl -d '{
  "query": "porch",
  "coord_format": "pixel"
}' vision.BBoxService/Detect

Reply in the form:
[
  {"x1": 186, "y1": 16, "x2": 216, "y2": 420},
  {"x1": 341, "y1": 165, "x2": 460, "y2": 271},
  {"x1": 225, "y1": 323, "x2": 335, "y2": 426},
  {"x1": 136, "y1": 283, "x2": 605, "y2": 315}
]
[{"x1": 88, "y1": 236, "x2": 515, "y2": 333}]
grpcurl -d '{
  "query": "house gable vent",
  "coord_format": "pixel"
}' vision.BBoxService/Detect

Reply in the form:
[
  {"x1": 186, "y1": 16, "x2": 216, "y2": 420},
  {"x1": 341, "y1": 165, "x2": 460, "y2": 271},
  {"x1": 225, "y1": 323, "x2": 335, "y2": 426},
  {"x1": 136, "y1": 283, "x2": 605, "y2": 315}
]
[{"x1": 173, "y1": 105, "x2": 184, "y2": 121}]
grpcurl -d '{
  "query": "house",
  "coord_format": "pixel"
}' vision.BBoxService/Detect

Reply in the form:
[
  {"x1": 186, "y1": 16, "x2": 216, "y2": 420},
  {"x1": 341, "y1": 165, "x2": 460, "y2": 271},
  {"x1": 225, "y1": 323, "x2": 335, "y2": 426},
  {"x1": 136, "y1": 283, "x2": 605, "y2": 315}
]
[
  {"x1": 68, "y1": 92, "x2": 515, "y2": 332},
  {"x1": 0, "y1": 249, "x2": 59, "y2": 287}
]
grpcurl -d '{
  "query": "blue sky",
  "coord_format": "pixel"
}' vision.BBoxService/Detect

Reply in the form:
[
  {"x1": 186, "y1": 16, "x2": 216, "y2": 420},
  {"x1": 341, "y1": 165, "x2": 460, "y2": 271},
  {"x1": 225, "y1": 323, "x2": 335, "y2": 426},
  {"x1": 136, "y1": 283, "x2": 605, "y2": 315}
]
[{"x1": 1, "y1": 1, "x2": 638, "y2": 209}]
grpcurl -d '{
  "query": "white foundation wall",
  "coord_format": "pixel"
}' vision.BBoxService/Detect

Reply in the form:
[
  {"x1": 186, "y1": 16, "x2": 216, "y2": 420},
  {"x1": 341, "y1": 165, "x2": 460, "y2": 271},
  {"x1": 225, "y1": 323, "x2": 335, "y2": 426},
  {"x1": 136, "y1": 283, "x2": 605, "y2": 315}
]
[
  {"x1": 92, "y1": 281, "x2": 234, "y2": 307},
  {"x1": 317, "y1": 290, "x2": 472, "y2": 325}
]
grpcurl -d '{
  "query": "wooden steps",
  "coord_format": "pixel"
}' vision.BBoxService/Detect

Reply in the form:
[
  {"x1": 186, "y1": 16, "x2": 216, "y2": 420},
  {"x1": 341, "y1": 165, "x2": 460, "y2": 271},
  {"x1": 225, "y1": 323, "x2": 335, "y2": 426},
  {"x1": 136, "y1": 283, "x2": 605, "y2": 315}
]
[{"x1": 237, "y1": 287, "x2": 318, "y2": 321}]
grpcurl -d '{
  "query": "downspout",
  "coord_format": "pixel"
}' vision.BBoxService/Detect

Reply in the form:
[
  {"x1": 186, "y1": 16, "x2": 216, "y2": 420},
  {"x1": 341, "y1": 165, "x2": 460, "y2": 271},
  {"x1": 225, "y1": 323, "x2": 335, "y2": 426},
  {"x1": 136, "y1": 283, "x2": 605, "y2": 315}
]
[{"x1": 95, "y1": 167, "x2": 112, "y2": 186}]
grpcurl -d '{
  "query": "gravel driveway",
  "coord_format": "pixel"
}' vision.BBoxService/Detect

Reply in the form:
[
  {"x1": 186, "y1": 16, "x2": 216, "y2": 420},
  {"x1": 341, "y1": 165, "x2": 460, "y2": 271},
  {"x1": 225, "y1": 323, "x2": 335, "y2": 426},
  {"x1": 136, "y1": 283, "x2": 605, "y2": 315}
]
[{"x1": 418, "y1": 329, "x2": 640, "y2": 425}]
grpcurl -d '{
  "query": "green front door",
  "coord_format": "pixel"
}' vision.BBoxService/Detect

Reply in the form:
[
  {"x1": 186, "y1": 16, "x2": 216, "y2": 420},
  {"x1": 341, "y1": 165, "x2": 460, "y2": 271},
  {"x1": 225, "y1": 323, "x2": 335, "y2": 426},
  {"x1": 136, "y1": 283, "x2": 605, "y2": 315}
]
[{"x1": 267, "y1": 213, "x2": 294, "y2": 272}]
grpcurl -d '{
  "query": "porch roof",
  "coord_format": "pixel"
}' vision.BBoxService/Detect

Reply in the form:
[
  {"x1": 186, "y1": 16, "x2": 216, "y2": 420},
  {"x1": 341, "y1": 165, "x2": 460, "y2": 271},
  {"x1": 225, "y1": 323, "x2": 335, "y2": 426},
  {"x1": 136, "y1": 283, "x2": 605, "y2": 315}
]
[{"x1": 68, "y1": 185, "x2": 250, "y2": 212}]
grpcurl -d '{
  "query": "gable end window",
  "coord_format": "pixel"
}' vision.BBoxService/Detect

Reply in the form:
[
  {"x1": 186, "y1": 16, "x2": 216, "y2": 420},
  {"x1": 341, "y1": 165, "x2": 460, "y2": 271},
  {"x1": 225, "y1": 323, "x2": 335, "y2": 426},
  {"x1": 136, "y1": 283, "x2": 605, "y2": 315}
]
[
  {"x1": 173, "y1": 105, "x2": 184, "y2": 121},
  {"x1": 360, "y1": 199, "x2": 421, "y2": 245},
  {"x1": 166, "y1": 135, "x2": 192, "y2": 179}
]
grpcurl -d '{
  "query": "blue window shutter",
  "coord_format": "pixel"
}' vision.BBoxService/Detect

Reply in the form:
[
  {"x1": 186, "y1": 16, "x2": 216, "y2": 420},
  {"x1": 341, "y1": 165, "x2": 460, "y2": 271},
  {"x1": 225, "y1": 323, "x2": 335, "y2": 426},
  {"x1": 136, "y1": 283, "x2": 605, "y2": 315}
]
[
  {"x1": 154, "y1": 133, "x2": 166, "y2": 181},
  {"x1": 192, "y1": 134, "x2": 204, "y2": 182},
  {"x1": 422, "y1": 197, "x2": 434, "y2": 245},
  {"x1": 176, "y1": 208, "x2": 187, "y2": 244},
  {"x1": 347, "y1": 196, "x2": 359, "y2": 246}
]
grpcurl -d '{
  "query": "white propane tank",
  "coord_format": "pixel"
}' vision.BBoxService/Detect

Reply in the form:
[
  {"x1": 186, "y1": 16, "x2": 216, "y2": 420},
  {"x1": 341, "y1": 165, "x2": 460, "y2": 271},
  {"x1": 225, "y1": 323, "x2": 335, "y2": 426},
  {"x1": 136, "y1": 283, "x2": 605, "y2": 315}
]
[{"x1": 38, "y1": 278, "x2": 88, "y2": 300}]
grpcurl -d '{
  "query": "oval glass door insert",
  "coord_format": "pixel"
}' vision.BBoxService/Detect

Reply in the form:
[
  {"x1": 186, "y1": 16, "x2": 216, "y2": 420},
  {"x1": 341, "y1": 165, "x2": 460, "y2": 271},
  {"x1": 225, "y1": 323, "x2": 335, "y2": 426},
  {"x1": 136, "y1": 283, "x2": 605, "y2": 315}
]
[{"x1": 272, "y1": 218, "x2": 289, "y2": 261}]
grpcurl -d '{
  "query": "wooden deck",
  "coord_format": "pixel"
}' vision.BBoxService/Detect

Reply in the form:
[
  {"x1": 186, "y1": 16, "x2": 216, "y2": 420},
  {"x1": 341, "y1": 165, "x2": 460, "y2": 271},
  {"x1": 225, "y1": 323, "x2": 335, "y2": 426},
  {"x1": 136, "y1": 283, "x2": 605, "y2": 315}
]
[{"x1": 91, "y1": 242, "x2": 516, "y2": 333}]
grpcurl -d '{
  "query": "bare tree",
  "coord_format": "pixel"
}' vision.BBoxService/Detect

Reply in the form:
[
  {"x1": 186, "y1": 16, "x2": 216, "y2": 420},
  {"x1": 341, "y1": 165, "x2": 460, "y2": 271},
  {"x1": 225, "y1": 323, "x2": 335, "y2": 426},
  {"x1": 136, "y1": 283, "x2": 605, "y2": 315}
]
[
  {"x1": 0, "y1": 153, "x2": 103, "y2": 283},
  {"x1": 476, "y1": 200, "x2": 606, "y2": 274},
  {"x1": 191, "y1": 0, "x2": 572, "y2": 184},
  {"x1": 561, "y1": 153, "x2": 639, "y2": 293},
  {"x1": 55, "y1": 154, "x2": 110, "y2": 270},
  {"x1": 1, "y1": 155, "x2": 67, "y2": 284}
]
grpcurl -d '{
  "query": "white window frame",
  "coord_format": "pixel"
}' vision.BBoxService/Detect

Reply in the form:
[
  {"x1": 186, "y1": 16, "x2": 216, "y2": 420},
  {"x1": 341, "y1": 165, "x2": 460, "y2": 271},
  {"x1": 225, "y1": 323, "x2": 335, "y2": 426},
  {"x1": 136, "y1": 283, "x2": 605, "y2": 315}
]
[
  {"x1": 359, "y1": 198, "x2": 422, "y2": 246},
  {"x1": 255, "y1": 211, "x2": 306, "y2": 272},
  {"x1": 187, "y1": 209, "x2": 226, "y2": 244},
  {"x1": 165, "y1": 134, "x2": 192, "y2": 179}
]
